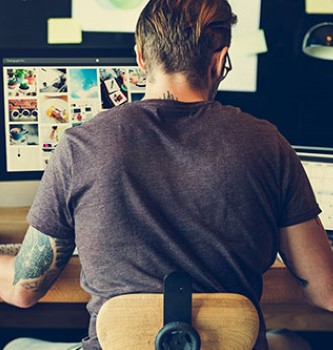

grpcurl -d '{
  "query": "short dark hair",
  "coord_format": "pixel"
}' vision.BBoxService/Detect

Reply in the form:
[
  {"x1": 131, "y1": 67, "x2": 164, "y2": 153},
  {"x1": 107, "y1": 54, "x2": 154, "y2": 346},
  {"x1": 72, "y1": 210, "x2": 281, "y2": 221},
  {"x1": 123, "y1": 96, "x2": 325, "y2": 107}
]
[{"x1": 135, "y1": 0, "x2": 237, "y2": 88}]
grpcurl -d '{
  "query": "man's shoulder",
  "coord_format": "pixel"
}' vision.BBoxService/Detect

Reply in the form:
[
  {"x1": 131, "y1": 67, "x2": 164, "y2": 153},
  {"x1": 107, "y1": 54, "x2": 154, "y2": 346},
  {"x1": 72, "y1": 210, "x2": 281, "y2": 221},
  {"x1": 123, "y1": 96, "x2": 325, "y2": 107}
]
[
  {"x1": 211, "y1": 102, "x2": 279, "y2": 133},
  {"x1": 89, "y1": 102, "x2": 142, "y2": 124}
]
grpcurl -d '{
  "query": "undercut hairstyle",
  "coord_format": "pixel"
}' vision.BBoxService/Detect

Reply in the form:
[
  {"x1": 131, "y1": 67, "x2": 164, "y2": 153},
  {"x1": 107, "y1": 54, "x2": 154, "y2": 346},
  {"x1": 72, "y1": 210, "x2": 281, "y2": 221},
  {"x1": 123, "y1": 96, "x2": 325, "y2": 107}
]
[{"x1": 135, "y1": 0, "x2": 237, "y2": 88}]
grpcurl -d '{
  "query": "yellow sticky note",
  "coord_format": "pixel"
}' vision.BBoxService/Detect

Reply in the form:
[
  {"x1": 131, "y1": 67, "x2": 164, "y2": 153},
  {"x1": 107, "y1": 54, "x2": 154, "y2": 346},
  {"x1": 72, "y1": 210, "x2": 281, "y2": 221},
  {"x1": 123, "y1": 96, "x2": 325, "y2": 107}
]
[
  {"x1": 306, "y1": 0, "x2": 333, "y2": 14},
  {"x1": 48, "y1": 18, "x2": 82, "y2": 44},
  {"x1": 231, "y1": 29, "x2": 267, "y2": 56}
]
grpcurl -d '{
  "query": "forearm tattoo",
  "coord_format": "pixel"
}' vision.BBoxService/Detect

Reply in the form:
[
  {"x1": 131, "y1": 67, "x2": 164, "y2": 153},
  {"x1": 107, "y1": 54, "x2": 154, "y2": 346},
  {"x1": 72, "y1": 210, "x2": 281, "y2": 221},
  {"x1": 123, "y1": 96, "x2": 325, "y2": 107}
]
[{"x1": 14, "y1": 226, "x2": 75, "y2": 294}]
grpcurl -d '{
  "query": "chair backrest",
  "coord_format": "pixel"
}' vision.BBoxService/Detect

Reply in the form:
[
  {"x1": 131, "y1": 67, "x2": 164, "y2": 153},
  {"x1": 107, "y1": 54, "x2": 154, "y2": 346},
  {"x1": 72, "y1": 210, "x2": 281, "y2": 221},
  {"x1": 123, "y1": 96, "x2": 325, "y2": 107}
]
[{"x1": 96, "y1": 293, "x2": 259, "y2": 349}]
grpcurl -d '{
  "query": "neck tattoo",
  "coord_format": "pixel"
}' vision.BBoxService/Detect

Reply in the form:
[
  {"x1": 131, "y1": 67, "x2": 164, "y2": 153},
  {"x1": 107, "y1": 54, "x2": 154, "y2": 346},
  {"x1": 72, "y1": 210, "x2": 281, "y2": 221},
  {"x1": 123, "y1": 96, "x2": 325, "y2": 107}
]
[{"x1": 161, "y1": 90, "x2": 179, "y2": 101}]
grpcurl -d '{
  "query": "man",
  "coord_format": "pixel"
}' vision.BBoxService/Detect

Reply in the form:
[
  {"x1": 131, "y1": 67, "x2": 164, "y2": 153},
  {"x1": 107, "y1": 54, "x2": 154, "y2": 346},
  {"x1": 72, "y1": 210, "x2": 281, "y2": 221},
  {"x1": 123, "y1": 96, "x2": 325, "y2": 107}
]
[{"x1": 2, "y1": 0, "x2": 333, "y2": 349}]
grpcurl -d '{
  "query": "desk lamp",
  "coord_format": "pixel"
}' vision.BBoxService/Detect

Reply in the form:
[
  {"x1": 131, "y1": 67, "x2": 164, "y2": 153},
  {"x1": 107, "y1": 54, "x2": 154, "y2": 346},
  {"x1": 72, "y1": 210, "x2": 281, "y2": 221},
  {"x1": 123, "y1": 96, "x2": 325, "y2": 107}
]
[{"x1": 302, "y1": 22, "x2": 333, "y2": 60}]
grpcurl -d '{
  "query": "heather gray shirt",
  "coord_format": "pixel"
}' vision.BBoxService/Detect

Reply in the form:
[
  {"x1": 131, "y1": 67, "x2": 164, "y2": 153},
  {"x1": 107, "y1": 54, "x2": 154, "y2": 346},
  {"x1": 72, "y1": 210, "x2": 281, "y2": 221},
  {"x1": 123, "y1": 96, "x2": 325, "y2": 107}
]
[{"x1": 28, "y1": 100, "x2": 321, "y2": 350}]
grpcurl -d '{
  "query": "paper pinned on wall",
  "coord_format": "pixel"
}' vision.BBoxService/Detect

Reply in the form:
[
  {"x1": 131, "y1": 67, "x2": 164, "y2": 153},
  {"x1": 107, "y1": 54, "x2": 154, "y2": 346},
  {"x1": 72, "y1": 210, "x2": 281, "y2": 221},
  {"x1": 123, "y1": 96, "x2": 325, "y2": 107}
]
[
  {"x1": 72, "y1": 0, "x2": 149, "y2": 32},
  {"x1": 48, "y1": 18, "x2": 82, "y2": 44},
  {"x1": 231, "y1": 29, "x2": 267, "y2": 56},
  {"x1": 219, "y1": 0, "x2": 263, "y2": 92},
  {"x1": 306, "y1": 0, "x2": 333, "y2": 14}
]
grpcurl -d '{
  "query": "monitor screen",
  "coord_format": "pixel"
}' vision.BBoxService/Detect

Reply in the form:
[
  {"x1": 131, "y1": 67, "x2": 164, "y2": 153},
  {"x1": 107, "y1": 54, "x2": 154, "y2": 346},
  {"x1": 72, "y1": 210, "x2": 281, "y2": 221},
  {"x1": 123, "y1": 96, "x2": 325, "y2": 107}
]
[
  {"x1": 0, "y1": 50, "x2": 146, "y2": 180},
  {"x1": 299, "y1": 154, "x2": 333, "y2": 234}
]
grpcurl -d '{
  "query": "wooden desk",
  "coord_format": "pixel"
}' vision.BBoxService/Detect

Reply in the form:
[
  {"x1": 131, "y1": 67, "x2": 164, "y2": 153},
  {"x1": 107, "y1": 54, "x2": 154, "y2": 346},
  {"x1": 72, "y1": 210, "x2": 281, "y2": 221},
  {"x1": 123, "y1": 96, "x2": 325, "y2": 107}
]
[
  {"x1": 2, "y1": 207, "x2": 333, "y2": 331},
  {"x1": 262, "y1": 260, "x2": 333, "y2": 331},
  {"x1": 2, "y1": 258, "x2": 333, "y2": 331}
]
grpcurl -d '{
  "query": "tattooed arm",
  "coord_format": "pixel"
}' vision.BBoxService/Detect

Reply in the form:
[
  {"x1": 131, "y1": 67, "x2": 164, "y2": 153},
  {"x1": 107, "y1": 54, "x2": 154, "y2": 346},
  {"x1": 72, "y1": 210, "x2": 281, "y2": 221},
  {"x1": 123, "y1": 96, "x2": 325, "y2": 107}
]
[
  {"x1": 0, "y1": 226, "x2": 75, "y2": 308},
  {"x1": 280, "y1": 217, "x2": 333, "y2": 311}
]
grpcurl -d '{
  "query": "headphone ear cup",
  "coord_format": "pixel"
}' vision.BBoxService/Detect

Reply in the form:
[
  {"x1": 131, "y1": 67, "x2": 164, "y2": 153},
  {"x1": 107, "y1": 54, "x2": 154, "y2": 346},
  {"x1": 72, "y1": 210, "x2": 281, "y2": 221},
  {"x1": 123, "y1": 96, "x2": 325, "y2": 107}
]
[{"x1": 155, "y1": 321, "x2": 201, "y2": 350}]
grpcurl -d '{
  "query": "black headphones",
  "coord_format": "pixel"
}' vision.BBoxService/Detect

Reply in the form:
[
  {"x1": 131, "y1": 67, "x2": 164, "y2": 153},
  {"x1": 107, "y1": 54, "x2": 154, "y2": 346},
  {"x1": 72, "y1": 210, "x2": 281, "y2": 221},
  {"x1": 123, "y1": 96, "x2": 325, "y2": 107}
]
[{"x1": 155, "y1": 271, "x2": 201, "y2": 350}]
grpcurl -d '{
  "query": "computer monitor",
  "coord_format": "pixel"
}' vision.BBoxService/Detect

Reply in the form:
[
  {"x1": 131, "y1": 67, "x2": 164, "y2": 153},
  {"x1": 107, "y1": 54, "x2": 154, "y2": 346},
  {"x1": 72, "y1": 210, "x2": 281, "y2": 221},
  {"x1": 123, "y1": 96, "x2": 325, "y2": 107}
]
[
  {"x1": 298, "y1": 151, "x2": 333, "y2": 236},
  {"x1": 0, "y1": 49, "x2": 145, "y2": 180}
]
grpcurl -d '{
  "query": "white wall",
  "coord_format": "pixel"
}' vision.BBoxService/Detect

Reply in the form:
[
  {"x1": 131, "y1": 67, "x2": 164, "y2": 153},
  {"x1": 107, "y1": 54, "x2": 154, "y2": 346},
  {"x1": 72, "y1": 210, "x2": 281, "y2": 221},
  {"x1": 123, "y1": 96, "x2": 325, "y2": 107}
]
[{"x1": 0, "y1": 181, "x2": 40, "y2": 207}]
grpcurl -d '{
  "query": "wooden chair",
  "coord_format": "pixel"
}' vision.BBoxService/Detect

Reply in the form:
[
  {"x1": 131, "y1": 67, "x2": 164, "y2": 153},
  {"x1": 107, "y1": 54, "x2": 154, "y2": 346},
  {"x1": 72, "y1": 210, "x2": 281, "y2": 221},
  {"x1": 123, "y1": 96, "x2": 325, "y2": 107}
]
[{"x1": 96, "y1": 292, "x2": 259, "y2": 349}]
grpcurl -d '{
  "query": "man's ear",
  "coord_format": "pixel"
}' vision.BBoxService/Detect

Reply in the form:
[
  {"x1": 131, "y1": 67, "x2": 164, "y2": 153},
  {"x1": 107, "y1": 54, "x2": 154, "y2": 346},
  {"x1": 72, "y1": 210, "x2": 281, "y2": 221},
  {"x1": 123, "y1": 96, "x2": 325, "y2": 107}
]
[
  {"x1": 134, "y1": 45, "x2": 146, "y2": 72},
  {"x1": 214, "y1": 46, "x2": 229, "y2": 79}
]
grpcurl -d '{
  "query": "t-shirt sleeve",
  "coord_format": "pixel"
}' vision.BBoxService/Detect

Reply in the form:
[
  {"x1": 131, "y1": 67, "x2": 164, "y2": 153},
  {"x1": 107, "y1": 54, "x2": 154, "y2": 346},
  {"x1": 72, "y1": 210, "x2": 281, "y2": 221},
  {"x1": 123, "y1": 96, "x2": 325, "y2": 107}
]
[
  {"x1": 27, "y1": 131, "x2": 75, "y2": 240},
  {"x1": 277, "y1": 133, "x2": 321, "y2": 227}
]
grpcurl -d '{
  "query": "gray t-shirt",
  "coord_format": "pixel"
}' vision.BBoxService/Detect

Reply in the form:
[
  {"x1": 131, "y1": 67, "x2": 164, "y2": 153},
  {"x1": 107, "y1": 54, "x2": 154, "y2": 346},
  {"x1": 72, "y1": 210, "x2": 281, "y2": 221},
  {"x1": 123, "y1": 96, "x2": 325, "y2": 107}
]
[{"x1": 28, "y1": 100, "x2": 321, "y2": 349}]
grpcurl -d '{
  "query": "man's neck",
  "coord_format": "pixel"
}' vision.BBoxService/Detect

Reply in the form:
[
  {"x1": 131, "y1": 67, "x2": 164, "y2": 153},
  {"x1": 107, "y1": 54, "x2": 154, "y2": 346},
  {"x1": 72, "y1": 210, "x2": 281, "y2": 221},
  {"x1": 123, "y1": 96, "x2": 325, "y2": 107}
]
[{"x1": 143, "y1": 71, "x2": 211, "y2": 102}]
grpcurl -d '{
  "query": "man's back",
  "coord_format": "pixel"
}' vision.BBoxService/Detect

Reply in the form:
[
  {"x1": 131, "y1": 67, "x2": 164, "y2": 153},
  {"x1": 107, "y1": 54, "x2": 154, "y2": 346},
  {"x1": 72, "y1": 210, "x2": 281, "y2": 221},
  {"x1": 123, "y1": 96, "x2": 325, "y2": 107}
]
[
  {"x1": 2, "y1": 1, "x2": 333, "y2": 350},
  {"x1": 28, "y1": 99, "x2": 320, "y2": 349}
]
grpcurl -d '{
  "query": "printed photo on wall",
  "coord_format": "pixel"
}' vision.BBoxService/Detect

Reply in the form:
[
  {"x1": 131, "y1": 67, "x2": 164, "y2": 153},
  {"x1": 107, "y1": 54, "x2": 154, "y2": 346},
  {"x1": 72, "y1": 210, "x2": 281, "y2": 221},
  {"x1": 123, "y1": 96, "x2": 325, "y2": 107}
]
[
  {"x1": 8, "y1": 99, "x2": 38, "y2": 122},
  {"x1": 38, "y1": 68, "x2": 67, "y2": 93},
  {"x1": 6, "y1": 68, "x2": 37, "y2": 97}
]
